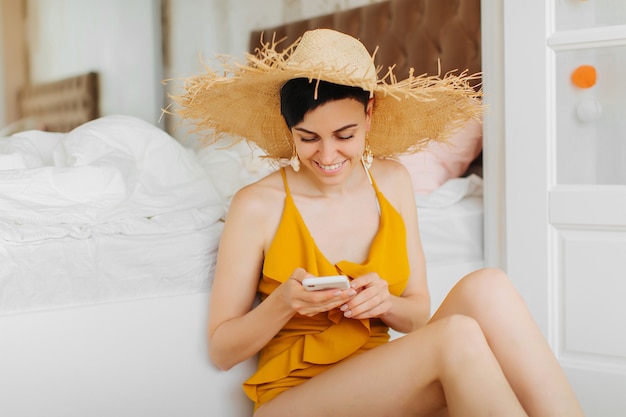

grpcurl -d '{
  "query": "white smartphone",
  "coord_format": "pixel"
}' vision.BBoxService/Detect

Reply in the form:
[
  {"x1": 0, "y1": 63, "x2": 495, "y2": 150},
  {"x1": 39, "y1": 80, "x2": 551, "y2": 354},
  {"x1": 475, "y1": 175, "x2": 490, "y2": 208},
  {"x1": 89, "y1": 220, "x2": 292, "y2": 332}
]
[{"x1": 302, "y1": 275, "x2": 351, "y2": 291}]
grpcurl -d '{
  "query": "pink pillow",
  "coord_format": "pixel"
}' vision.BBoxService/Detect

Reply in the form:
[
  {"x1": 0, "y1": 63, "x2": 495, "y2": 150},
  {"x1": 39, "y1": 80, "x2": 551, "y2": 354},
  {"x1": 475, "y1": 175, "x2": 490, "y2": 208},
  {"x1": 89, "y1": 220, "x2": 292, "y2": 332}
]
[{"x1": 398, "y1": 117, "x2": 482, "y2": 194}]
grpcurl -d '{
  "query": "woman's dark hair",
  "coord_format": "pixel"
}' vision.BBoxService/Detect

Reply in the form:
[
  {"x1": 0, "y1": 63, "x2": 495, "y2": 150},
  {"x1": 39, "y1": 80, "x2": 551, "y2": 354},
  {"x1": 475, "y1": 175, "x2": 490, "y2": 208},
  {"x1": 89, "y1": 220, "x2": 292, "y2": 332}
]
[{"x1": 280, "y1": 78, "x2": 370, "y2": 129}]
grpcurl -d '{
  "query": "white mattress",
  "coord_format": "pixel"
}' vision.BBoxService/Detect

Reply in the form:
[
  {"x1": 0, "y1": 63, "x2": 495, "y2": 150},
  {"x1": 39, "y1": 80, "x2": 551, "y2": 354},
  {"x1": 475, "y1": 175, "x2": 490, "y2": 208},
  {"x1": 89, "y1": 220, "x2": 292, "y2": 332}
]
[
  {"x1": 417, "y1": 174, "x2": 484, "y2": 266},
  {"x1": 0, "y1": 291, "x2": 256, "y2": 417},
  {"x1": 0, "y1": 125, "x2": 484, "y2": 316},
  {"x1": 0, "y1": 220, "x2": 222, "y2": 314}
]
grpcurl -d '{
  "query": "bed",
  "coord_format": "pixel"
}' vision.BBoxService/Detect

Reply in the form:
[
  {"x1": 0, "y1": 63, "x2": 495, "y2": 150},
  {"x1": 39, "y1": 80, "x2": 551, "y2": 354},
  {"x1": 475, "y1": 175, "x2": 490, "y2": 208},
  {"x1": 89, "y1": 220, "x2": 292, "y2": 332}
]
[{"x1": 0, "y1": 1, "x2": 483, "y2": 416}]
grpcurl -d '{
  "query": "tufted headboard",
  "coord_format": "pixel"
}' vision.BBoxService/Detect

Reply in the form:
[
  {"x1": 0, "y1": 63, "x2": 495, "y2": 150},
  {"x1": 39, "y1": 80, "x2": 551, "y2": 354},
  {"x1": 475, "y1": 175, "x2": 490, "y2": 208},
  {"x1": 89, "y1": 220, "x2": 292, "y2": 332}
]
[{"x1": 249, "y1": 0, "x2": 481, "y2": 86}]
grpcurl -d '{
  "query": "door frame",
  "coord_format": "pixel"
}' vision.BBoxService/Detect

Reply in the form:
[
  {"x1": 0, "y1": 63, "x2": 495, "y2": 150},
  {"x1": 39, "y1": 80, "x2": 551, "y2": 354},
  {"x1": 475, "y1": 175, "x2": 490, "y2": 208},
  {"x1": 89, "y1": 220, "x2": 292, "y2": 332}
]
[{"x1": 480, "y1": 1, "x2": 509, "y2": 273}]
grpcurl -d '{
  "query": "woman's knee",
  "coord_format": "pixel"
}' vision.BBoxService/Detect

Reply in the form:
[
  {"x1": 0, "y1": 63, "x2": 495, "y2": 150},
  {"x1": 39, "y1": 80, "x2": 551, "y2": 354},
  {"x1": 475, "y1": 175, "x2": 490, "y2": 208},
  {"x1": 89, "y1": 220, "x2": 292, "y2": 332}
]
[
  {"x1": 434, "y1": 314, "x2": 495, "y2": 372},
  {"x1": 404, "y1": 314, "x2": 486, "y2": 359},
  {"x1": 437, "y1": 314, "x2": 484, "y2": 342},
  {"x1": 433, "y1": 315, "x2": 489, "y2": 355},
  {"x1": 465, "y1": 267, "x2": 510, "y2": 286},
  {"x1": 455, "y1": 267, "x2": 520, "y2": 302}
]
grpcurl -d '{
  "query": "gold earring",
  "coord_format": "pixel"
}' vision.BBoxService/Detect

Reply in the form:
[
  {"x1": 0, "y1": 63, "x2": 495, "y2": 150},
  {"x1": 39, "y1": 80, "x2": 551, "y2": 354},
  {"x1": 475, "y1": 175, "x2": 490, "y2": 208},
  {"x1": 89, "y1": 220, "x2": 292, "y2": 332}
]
[
  {"x1": 290, "y1": 142, "x2": 300, "y2": 172},
  {"x1": 362, "y1": 138, "x2": 373, "y2": 169}
]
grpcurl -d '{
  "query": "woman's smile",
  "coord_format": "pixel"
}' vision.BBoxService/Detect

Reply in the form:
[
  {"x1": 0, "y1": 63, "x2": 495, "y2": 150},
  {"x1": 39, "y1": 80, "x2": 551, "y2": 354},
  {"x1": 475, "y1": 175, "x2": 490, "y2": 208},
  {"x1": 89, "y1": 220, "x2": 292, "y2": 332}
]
[{"x1": 315, "y1": 160, "x2": 346, "y2": 173}]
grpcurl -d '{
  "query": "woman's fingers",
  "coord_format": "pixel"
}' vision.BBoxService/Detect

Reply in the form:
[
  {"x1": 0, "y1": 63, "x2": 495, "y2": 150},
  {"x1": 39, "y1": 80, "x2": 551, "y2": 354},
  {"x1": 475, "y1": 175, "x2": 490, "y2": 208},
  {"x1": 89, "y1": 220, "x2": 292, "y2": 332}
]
[
  {"x1": 342, "y1": 273, "x2": 391, "y2": 319},
  {"x1": 293, "y1": 287, "x2": 356, "y2": 316}
]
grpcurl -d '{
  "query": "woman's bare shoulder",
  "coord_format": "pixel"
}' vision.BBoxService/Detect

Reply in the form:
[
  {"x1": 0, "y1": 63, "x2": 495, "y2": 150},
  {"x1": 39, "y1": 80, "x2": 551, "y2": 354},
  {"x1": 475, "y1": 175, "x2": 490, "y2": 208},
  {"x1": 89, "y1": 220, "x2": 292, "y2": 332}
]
[
  {"x1": 371, "y1": 158, "x2": 412, "y2": 190},
  {"x1": 228, "y1": 169, "x2": 285, "y2": 218},
  {"x1": 369, "y1": 158, "x2": 415, "y2": 212}
]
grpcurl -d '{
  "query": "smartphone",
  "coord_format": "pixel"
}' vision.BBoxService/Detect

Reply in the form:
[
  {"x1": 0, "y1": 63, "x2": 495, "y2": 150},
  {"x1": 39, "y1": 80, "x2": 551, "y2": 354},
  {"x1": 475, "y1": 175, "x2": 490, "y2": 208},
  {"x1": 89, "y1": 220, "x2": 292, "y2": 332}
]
[{"x1": 302, "y1": 275, "x2": 351, "y2": 291}]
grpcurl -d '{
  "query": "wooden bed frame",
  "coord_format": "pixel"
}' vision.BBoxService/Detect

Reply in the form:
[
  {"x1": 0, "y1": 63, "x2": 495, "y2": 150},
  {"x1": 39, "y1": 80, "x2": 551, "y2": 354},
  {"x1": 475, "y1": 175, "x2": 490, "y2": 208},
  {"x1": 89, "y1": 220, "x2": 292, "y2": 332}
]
[{"x1": 17, "y1": 71, "x2": 99, "y2": 133}]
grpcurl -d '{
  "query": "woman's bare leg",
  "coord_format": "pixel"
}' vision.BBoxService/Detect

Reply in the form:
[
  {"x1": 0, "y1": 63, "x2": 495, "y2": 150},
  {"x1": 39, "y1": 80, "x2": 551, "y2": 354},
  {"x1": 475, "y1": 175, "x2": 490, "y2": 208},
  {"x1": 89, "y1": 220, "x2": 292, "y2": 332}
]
[
  {"x1": 430, "y1": 268, "x2": 584, "y2": 417},
  {"x1": 255, "y1": 314, "x2": 527, "y2": 417}
]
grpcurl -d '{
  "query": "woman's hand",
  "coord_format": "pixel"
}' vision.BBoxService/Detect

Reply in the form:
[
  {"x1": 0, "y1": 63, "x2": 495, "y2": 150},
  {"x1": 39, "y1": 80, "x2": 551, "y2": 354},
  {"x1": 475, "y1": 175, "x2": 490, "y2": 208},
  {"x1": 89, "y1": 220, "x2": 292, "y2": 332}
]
[
  {"x1": 340, "y1": 272, "x2": 392, "y2": 319},
  {"x1": 283, "y1": 268, "x2": 357, "y2": 317}
]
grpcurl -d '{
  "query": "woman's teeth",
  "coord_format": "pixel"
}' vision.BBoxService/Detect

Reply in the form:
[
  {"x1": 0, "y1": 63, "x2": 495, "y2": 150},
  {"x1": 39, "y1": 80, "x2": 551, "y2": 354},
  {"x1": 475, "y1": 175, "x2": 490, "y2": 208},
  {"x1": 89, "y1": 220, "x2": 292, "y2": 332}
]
[{"x1": 319, "y1": 162, "x2": 343, "y2": 170}]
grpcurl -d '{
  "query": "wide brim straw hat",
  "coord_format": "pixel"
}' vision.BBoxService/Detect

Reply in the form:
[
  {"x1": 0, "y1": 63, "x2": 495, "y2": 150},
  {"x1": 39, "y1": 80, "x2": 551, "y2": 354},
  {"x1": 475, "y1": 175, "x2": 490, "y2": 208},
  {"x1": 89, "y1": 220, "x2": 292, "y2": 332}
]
[{"x1": 172, "y1": 28, "x2": 482, "y2": 160}]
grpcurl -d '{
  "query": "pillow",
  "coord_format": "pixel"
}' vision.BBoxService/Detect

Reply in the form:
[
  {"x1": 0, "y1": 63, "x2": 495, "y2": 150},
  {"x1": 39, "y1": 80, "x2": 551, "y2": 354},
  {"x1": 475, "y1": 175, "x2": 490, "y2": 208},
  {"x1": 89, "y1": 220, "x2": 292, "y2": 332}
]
[
  {"x1": 196, "y1": 138, "x2": 276, "y2": 213},
  {"x1": 0, "y1": 133, "x2": 54, "y2": 170},
  {"x1": 52, "y1": 115, "x2": 224, "y2": 221},
  {"x1": 0, "y1": 142, "x2": 44, "y2": 170},
  {"x1": 398, "y1": 117, "x2": 483, "y2": 194}
]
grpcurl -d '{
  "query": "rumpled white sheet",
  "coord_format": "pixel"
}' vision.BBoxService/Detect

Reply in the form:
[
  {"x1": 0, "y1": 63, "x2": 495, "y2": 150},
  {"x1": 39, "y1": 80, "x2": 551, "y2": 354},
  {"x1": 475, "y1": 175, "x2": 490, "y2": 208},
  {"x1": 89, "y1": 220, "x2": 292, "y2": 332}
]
[{"x1": 0, "y1": 115, "x2": 224, "y2": 314}]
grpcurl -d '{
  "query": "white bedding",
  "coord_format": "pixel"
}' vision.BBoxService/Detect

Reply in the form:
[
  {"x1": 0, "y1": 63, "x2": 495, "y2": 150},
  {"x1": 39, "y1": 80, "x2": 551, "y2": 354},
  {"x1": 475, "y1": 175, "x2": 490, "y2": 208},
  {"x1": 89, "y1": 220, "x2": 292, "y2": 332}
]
[
  {"x1": 0, "y1": 116, "x2": 224, "y2": 314},
  {"x1": 0, "y1": 116, "x2": 483, "y2": 316},
  {"x1": 417, "y1": 174, "x2": 484, "y2": 266}
]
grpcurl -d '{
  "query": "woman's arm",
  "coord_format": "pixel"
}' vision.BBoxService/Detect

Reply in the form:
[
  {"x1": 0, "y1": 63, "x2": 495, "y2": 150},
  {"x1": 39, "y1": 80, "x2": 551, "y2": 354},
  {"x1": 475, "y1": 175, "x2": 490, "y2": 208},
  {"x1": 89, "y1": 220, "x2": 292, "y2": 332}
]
[
  {"x1": 207, "y1": 179, "x2": 357, "y2": 370},
  {"x1": 384, "y1": 160, "x2": 431, "y2": 331},
  {"x1": 344, "y1": 160, "x2": 431, "y2": 333},
  {"x1": 207, "y1": 183, "x2": 294, "y2": 370}
]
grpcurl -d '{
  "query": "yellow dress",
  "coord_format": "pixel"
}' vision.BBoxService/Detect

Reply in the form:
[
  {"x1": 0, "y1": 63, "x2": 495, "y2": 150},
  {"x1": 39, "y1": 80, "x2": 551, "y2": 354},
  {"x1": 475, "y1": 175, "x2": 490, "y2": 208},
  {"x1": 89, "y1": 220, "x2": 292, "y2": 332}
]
[{"x1": 243, "y1": 167, "x2": 410, "y2": 409}]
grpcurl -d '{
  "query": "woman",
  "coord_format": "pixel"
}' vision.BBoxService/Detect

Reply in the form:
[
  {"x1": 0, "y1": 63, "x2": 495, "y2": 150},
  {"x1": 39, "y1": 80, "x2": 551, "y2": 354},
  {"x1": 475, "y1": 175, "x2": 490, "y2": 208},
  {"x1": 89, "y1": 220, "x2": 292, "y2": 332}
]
[{"x1": 176, "y1": 29, "x2": 583, "y2": 417}]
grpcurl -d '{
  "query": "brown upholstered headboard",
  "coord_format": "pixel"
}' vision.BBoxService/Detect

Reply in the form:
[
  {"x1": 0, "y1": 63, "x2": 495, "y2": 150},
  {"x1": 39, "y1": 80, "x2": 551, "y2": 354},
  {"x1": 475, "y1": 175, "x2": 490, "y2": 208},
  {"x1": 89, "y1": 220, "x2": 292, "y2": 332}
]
[
  {"x1": 249, "y1": 0, "x2": 481, "y2": 86},
  {"x1": 17, "y1": 72, "x2": 100, "y2": 133}
]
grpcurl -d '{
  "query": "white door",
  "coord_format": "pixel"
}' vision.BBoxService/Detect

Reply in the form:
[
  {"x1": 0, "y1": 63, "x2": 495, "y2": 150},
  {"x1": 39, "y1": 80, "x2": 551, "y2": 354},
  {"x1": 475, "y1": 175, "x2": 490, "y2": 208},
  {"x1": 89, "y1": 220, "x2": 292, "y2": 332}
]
[{"x1": 500, "y1": 1, "x2": 626, "y2": 416}]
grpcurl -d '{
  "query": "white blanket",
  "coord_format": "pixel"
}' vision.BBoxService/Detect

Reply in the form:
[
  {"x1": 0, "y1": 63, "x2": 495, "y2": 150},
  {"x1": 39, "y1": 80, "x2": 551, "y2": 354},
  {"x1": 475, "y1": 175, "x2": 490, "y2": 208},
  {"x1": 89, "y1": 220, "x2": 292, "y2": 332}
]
[{"x1": 0, "y1": 116, "x2": 224, "y2": 314}]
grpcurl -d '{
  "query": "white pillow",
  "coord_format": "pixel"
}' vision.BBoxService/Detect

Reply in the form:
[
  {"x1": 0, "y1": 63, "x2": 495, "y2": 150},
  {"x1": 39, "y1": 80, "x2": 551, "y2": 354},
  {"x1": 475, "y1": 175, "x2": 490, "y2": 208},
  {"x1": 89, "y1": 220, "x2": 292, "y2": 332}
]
[
  {"x1": 0, "y1": 134, "x2": 53, "y2": 170},
  {"x1": 196, "y1": 138, "x2": 276, "y2": 212},
  {"x1": 53, "y1": 115, "x2": 224, "y2": 221}
]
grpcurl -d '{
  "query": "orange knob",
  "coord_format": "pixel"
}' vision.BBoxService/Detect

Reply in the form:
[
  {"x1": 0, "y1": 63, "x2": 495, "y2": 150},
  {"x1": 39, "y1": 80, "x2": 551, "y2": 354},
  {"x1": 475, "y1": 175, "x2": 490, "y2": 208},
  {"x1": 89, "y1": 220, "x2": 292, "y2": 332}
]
[{"x1": 571, "y1": 65, "x2": 597, "y2": 89}]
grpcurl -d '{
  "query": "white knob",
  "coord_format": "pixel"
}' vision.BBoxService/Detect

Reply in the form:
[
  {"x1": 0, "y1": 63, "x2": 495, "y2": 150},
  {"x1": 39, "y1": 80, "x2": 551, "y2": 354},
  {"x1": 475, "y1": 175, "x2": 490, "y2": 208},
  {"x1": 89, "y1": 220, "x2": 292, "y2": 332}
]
[{"x1": 576, "y1": 99, "x2": 602, "y2": 123}]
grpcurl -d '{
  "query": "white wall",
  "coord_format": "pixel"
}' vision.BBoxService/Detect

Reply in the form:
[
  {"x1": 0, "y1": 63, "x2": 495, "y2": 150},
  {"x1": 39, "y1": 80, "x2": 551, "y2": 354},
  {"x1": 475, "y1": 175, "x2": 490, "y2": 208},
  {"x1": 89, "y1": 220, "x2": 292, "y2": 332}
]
[
  {"x1": 167, "y1": 0, "x2": 385, "y2": 66},
  {"x1": 165, "y1": 0, "x2": 386, "y2": 144},
  {"x1": 26, "y1": 0, "x2": 163, "y2": 126},
  {"x1": 0, "y1": 2, "x2": 5, "y2": 129},
  {"x1": 23, "y1": 0, "x2": 385, "y2": 138}
]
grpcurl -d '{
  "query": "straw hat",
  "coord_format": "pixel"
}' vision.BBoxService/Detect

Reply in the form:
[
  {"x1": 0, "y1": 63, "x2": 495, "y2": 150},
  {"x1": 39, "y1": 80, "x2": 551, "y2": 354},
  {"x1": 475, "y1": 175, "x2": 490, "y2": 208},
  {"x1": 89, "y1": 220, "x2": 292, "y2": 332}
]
[{"x1": 172, "y1": 28, "x2": 482, "y2": 160}]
